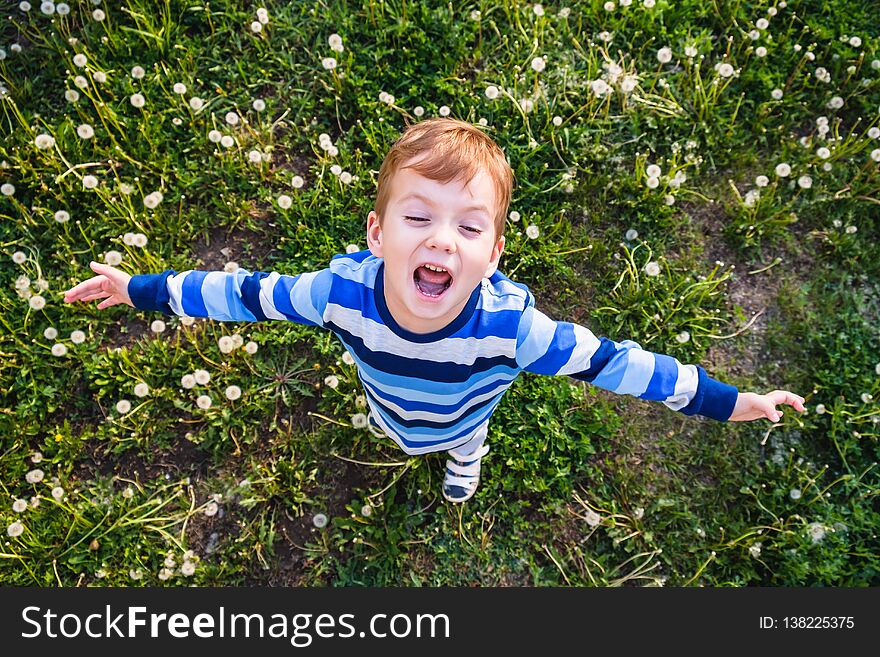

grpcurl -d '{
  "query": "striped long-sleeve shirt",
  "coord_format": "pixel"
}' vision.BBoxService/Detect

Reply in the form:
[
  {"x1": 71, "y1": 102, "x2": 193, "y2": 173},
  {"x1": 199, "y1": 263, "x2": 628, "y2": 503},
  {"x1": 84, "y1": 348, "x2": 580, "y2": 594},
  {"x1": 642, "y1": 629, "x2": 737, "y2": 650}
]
[{"x1": 128, "y1": 250, "x2": 739, "y2": 455}]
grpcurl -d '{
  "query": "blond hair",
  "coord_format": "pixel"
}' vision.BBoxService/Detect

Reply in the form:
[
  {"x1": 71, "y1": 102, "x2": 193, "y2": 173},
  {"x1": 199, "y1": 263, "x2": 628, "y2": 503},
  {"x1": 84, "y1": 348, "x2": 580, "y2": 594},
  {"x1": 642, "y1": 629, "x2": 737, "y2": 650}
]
[{"x1": 374, "y1": 118, "x2": 514, "y2": 239}]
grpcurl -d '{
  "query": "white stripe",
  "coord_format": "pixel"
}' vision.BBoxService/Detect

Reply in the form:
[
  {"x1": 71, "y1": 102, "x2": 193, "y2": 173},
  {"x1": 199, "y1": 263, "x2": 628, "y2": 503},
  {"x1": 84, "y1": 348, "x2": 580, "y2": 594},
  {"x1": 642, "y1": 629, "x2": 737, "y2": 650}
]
[
  {"x1": 663, "y1": 363, "x2": 698, "y2": 410},
  {"x1": 326, "y1": 304, "x2": 517, "y2": 364},
  {"x1": 556, "y1": 323, "x2": 602, "y2": 375},
  {"x1": 167, "y1": 271, "x2": 187, "y2": 316},
  {"x1": 515, "y1": 306, "x2": 557, "y2": 370}
]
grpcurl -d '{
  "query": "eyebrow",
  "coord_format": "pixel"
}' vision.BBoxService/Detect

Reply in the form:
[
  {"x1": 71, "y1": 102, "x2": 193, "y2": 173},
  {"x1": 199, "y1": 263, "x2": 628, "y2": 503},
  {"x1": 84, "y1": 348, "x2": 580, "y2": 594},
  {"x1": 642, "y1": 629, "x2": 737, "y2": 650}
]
[{"x1": 398, "y1": 192, "x2": 491, "y2": 219}]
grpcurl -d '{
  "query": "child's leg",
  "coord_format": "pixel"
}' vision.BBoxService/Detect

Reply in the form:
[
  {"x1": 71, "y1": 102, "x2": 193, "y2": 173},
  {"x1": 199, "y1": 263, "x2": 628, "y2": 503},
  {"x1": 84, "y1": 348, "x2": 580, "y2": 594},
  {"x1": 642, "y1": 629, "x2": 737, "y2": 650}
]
[
  {"x1": 450, "y1": 418, "x2": 489, "y2": 456},
  {"x1": 443, "y1": 419, "x2": 491, "y2": 503}
]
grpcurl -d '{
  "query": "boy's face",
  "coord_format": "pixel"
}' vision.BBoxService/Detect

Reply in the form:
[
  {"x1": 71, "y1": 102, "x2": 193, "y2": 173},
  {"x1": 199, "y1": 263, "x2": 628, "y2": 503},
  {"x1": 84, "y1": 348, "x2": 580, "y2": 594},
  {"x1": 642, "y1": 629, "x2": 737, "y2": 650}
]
[{"x1": 366, "y1": 158, "x2": 505, "y2": 334}]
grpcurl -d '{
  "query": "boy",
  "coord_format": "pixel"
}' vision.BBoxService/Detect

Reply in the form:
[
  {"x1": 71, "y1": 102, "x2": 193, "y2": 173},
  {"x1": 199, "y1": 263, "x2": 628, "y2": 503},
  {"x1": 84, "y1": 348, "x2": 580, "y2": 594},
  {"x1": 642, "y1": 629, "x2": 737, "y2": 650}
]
[{"x1": 64, "y1": 118, "x2": 806, "y2": 503}]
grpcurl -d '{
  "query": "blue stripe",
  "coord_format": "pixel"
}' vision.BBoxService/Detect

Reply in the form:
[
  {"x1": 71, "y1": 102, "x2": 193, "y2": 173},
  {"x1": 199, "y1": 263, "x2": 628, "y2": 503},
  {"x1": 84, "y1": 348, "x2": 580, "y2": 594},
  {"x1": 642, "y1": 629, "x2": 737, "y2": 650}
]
[
  {"x1": 640, "y1": 353, "x2": 678, "y2": 400},
  {"x1": 524, "y1": 322, "x2": 576, "y2": 374},
  {"x1": 239, "y1": 272, "x2": 268, "y2": 321},
  {"x1": 181, "y1": 271, "x2": 208, "y2": 317},
  {"x1": 569, "y1": 337, "x2": 620, "y2": 382}
]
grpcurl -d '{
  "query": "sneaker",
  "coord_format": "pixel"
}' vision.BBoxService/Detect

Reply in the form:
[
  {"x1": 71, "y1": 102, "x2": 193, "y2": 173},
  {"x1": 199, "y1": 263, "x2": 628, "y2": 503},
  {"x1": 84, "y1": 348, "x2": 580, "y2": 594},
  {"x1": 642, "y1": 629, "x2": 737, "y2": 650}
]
[{"x1": 442, "y1": 443, "x2": 490, "y2": 503}]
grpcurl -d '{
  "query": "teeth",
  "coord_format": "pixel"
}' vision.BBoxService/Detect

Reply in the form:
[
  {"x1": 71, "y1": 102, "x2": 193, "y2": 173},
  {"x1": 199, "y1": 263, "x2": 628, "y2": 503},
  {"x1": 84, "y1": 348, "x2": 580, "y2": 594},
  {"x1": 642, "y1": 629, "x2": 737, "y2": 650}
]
[{"x1": 423, "y1": 264, "x2": 447, "y2": 272}]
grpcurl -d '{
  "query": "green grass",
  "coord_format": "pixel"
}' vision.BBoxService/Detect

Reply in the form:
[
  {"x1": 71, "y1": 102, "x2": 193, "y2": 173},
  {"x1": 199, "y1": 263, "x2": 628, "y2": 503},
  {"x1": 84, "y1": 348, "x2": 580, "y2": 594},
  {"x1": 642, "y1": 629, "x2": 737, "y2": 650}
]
[{"x1": 1, "y1": 0, "x2": 878, "y2": 587}]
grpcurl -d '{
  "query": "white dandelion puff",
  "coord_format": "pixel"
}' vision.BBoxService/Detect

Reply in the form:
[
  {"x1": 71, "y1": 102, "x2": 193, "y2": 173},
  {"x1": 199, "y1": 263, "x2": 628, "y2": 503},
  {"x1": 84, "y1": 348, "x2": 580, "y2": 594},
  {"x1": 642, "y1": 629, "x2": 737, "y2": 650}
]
[
  {"x1": 35, "y1": 134, "x2": 55, "y2": 149},
  {"x1": 217, "y1": 335, "x2": 235, "y2": 354},
  {"x1": 26, "y1": 469, "x2": 45, "y2": 484}
]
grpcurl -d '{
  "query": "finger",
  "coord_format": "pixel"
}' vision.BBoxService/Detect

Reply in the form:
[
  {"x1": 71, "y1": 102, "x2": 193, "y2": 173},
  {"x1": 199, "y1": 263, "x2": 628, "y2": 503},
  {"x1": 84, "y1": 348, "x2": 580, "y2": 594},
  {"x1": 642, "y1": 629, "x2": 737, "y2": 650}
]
[
  {"x1": 81, "y1": 291, "x2": 112, "y2": 303},
  {"x1": 766, "y1": 404, "x2": 782, "y2": 422},
  {"x1": 96, "y1": 297, "x2": 118, "y2": 309},
  {"x1": 64, "y1": 276, "x2": 105, "y2": 301}
]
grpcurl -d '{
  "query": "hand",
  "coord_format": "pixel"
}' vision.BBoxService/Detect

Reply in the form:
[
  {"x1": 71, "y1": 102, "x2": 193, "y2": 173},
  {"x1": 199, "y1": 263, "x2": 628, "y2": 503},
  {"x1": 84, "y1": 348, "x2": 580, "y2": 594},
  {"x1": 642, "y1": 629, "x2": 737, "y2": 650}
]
[
  {"x1": 728, "y1": 390, "x2": 807, "y2": 423},
  {"x1": 63, "y1": 261, "x2": 134, "y2": 310}
]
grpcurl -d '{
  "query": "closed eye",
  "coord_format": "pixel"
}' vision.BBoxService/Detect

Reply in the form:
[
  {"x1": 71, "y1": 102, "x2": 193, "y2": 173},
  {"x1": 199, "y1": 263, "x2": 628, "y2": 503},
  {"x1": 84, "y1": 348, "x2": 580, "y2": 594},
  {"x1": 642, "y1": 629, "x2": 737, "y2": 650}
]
[{"x1": 405, "y1": 216, "x2": 482, "y2": 235}]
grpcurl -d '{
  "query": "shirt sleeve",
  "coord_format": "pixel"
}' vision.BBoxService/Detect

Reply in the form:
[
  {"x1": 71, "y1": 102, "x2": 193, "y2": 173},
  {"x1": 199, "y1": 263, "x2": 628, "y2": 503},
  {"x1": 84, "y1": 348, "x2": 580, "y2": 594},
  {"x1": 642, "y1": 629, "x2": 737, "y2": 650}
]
[
  {"x1": 515, "y1": 305, "x2": 739, "y2": 422},
  {"x1": 127, "y1": 267, "x2": 333, "y2": 328}
]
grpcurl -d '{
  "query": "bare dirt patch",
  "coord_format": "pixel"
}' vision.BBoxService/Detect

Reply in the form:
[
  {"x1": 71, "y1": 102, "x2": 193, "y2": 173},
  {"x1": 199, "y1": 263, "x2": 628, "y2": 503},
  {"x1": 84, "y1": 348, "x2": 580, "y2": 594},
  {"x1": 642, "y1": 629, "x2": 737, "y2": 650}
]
[{"x1": 191, "y1": 223, "x2": 281, "y2": 272}]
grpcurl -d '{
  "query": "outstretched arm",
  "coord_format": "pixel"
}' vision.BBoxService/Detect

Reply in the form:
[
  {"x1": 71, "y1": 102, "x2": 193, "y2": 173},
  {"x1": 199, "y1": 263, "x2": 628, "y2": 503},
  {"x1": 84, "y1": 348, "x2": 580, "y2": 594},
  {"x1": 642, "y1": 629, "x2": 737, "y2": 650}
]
[
  {"x1": 516, "y1": 305, "x2": 804, "y2": 423},
  {"x1": 64, "y1": 260, "x2": 333, "y2": 328}
]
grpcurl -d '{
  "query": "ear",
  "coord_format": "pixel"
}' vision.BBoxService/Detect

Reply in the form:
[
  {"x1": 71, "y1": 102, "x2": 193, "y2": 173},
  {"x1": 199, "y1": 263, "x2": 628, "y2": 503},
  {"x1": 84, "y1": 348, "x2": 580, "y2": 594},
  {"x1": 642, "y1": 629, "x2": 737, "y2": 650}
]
[
  {"x1": 366, "y1": 210, "x2": 383, "y2": 259},
  {"x1": 483, "y1": 235, "x2": 505, "y2": 278}
]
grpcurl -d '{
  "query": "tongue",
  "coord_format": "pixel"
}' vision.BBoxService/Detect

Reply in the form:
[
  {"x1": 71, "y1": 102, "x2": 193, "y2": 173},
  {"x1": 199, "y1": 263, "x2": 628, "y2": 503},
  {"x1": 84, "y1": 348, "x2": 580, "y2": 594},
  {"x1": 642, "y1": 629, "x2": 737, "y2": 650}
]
[{"x1": 416, "y1": 266, "x2": 451, "y2": 295}]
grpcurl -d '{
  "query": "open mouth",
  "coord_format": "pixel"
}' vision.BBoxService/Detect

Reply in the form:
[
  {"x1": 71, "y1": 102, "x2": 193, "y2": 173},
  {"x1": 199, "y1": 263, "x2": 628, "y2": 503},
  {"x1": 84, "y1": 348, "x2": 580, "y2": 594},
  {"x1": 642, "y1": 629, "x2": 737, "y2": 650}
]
[{"x1": 413, "y1": 263, "x2": 453, "y2": 299}]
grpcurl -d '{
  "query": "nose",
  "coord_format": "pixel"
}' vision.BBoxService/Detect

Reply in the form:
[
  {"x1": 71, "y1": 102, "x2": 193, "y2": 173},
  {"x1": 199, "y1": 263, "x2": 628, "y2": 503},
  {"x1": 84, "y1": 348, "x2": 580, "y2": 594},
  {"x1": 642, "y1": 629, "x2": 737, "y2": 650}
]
[{"x1": 426, "y1": 222, "x2": 457, "y2": 252}]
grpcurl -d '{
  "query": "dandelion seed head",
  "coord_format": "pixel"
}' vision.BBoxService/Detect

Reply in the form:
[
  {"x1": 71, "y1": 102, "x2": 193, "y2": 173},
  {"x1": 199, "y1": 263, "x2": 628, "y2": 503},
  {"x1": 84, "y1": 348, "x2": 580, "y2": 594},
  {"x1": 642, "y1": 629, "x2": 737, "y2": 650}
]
[
  {"x1": 35, "y1": 133, "x2": 55, "y2": 149},
  {"x1": 26, "y1": 469, "x2": 45, "y2": 484}
]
